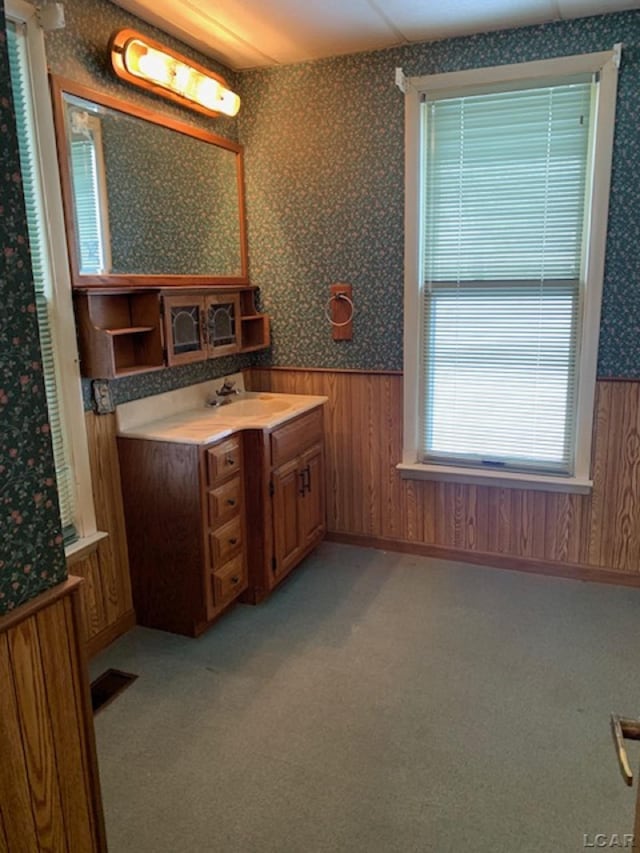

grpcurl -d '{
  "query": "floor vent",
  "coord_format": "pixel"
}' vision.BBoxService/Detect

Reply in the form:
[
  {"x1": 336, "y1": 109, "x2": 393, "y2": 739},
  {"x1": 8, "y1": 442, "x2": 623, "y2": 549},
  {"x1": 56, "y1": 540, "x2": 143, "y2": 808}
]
[{"x1": 90, "y1": 668, "x2": 138, "y2": 714}]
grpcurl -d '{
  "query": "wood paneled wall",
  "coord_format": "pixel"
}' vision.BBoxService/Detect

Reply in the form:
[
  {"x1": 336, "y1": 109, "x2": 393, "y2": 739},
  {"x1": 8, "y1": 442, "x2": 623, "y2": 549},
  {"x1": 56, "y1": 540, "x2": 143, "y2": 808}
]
[
  {"x1": 249, "y1": 369, "x2": 640, "y2": 582},
  {"x1": 69, "y1": 413, "x2": 135, "y2": 656},
  {"x1": 0, "y1": 578, "x2": 106, "y2": 852}
]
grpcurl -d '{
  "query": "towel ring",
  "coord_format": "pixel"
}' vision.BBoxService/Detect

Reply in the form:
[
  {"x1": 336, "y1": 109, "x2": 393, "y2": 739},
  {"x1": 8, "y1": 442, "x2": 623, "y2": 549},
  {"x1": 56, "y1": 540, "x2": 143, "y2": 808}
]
[{"x1": 324, "y1": 293, "x2": 354, "y2": 327}]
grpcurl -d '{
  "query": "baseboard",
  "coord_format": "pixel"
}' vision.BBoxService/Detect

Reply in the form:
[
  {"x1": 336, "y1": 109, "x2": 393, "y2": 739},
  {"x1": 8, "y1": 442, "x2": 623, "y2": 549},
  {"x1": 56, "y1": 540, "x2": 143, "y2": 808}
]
[
  {"x1": 325, "y1": 531, "x2": 640, "y2": 588},
  {"x1": 87, "y1": 609, "x2": 136, "y2": 658}
]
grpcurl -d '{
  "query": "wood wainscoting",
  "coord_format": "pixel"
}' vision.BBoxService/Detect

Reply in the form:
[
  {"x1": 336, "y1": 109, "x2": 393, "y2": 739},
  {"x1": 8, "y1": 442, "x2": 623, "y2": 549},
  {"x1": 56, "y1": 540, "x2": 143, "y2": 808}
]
[
  {"x1": 248, "y1": 368, "x2": 640, "y2": 584},
  {"x1": 68, "y1": 413, "x2": 135, "y2": 657},
  {"x1": 0, "y1": 577, "x2": 107, "y2": 852}
]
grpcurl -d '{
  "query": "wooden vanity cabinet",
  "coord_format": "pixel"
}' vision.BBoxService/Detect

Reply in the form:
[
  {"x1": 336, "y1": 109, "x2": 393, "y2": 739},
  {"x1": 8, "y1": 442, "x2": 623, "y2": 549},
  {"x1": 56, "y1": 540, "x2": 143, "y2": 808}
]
[
  {"x1": 117, "y1": 433, "x2": 247, "y2": 637},
  {"x1": 244, "y1": 406, "x2": 326, "y2": 603}
]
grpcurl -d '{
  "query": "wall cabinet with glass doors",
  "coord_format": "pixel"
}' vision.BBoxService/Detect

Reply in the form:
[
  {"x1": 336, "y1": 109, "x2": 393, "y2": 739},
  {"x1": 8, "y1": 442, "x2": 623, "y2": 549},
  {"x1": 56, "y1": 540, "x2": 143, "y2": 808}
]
[
  {"x1": 163, "y1": 292, "x2": 241, "y2": 366},
  {"x1": 73, "y1": 286, "x2": 270, "y2": 378}
]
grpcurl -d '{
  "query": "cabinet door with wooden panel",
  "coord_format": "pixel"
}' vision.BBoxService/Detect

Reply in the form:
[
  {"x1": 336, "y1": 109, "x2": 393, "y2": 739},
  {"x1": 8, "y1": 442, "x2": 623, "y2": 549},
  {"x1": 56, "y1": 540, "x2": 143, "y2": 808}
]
[
  {"x1": 243, "y1": 405, "x2": 326, "y2": 603},
  {"x1": 272, "y1": 456, "x2": 306, "y2": 580},
  {"x1": 299, "y1": 443, "x2": 325, "y2": 549}
]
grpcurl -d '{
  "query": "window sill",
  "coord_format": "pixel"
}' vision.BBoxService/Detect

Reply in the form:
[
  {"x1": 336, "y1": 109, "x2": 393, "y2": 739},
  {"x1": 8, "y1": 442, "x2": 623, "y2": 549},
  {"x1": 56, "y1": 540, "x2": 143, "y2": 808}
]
[
  {"x1": 396, "y1": 462, "x2": 592, "y2": 494},
  {"x1": 65, "y1": 530, "x2": 109, "y2": 566}
]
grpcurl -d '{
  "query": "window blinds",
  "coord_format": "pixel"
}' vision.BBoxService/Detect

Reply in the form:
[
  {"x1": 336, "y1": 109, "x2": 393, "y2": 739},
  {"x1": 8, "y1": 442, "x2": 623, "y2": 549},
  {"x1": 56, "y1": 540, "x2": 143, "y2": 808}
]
[
  {"x1": 70, "y1": 136, "x2": 106, "y2": 274},
  {"x1": 7, "y1": 21, "x2": 77, "y2": 543},
  {"x1": 421, "y1": 82, "x2": 593, "y2": 474}
]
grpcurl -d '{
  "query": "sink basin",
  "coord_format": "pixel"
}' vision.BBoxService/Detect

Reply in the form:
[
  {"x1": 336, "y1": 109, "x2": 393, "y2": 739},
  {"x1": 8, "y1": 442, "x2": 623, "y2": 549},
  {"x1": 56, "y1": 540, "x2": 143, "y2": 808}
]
[{"x1": 220, "y1": 398, "x2": 292, "y2": 417}]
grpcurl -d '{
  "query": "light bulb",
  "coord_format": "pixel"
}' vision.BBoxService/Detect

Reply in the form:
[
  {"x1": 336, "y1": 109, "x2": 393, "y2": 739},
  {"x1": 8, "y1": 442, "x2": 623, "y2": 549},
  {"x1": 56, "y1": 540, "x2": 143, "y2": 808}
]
[
  {"x1": 173, "y1": 63, "x2": 191, "y2": 95},
  {"x1": 134, "y1": 45, "x2": 172, "y2": 87},
  {"x1": 196, "y1": 77, "x2": 240, "y2": 117},
  {"x1": 196, "y1": 77, "x2": 223, "y2": 109},
  {"x1": 219, "y1": 90, "x2": 241, "y2": 117}
]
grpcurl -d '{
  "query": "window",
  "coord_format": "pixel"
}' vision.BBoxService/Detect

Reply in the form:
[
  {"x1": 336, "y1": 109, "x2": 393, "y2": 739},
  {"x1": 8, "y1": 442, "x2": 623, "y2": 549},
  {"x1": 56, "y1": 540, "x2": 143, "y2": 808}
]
[
  {"x1": 6, "y1": 0, "x2": 98, "y2": 547},
  {"x1": 400, "y1": 51, "x2": 620, "y2": 492}
]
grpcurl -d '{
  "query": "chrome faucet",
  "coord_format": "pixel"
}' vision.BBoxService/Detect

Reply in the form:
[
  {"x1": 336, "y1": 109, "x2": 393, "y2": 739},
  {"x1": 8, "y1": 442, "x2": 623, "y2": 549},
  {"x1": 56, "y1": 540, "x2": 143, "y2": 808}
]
[
  {"x1": 217, "y1": 378, "x2": 240, "y2": 397},
  {"x1": 205, "y1": 378, "x2": 242, "y2": 407}
]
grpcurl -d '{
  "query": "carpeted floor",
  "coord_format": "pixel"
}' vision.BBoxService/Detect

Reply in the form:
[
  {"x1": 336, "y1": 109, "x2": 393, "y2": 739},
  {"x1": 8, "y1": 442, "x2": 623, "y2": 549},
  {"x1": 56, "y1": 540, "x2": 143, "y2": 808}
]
[{"x1": 90, "y1": 542, "x2": 640, "y2": 852}]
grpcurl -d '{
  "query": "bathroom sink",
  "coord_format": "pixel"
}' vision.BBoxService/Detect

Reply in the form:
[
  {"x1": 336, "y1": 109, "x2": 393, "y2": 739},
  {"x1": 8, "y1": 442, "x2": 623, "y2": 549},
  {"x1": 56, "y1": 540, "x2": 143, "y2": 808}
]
[
  {"x1": 117, "y1": 386, "x2": 328, "y2": 444},
  {"x1": 220, "y1": 397, "x2": 292, "y2": 417}
]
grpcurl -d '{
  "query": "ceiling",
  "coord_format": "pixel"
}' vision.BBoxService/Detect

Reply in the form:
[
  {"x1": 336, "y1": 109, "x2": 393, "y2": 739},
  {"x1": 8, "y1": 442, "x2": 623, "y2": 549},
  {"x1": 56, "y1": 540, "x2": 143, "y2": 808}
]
[{"x1": 111, "y1": 0, "x2": 640, "y2": 70}]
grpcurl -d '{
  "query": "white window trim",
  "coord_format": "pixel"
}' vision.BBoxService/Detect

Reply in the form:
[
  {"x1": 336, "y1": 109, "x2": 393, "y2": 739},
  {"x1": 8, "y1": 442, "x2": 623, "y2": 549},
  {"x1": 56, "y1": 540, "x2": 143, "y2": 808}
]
[
  {"x1": 7, "y1": 0, "x2": 99, "y2": 546},
  {"x1": 399, "y1": 48, "x2": 620, "y2": 494}
]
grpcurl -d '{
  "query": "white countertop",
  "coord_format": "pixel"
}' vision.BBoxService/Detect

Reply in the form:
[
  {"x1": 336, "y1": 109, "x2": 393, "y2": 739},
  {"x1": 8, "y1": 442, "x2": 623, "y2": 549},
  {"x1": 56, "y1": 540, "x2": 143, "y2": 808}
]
[{"x1": 117, "y1": 385, "x2": 327, "y2": 446}]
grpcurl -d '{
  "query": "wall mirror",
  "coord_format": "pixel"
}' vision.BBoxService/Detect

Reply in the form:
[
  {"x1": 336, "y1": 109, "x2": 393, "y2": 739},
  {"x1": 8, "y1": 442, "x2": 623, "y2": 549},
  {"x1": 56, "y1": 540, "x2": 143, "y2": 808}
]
[{"x1": 50, "y1": 75, "x2": 248, "y2": 287}]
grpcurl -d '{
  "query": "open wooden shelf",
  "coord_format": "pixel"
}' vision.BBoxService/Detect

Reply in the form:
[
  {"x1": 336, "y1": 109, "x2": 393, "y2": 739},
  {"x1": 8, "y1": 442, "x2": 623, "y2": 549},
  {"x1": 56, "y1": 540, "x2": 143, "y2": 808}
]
[
  {"x1": 105, "y1": 326, "x2": 155, "y2": 336},
  {"x1": 238, "y1": 292, "x2": 270, "y2": 353},
  {"x1": 113, "y1": 364, "x2": 165, "y2": 376},
  {"x1": 240, "y1": 315, "x2": 270, "y2": 351},
  {"x1": 74, "y1": 290, "x2": 164, "y2": 378}
]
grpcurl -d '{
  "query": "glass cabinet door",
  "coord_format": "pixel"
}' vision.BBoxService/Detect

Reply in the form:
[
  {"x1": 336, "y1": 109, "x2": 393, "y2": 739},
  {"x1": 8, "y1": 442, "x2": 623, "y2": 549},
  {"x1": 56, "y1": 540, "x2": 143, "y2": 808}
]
[
  {"x1": 205, "y1": 294, "x2": 241, "y2": 356},
  {"x1": 163, "y1": 295, "x2": 207, "y2": 366},
  {"x1": 163, "y1": 292, "x2": 242, "y2": 365}
]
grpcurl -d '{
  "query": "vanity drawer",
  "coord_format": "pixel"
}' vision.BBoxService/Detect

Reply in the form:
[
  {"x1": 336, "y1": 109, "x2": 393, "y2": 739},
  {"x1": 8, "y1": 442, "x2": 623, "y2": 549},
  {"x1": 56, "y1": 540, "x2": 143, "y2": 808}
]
[
  {"x1": 270, "y1": 407, "x2": 323, "y2": 468},
  {"x1": 212, "y1": 553, "x2": 246, "y2": 606},
  {"x1": 209, "y1": 515, "x2": 242, "y2": 566},
  {"x1": 207, "y1": 436, "x2": 241, "y2": 485},
  {"x1": 208, "y1": 476, "x2": 242, "y2": 526}
]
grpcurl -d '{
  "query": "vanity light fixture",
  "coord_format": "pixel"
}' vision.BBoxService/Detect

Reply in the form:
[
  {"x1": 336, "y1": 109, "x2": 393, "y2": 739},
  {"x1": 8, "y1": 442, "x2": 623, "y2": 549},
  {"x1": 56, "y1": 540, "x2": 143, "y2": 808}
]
[{"x1": 109, "y1": 29, "x2": 240, "y2": 118}]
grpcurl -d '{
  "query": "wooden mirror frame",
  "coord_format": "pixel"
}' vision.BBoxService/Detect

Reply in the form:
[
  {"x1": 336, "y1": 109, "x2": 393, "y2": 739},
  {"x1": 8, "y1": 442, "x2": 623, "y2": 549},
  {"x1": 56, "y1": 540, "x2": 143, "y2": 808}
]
[{"x1": 50, "y1": 74, "x2": 249, "y2": 288}]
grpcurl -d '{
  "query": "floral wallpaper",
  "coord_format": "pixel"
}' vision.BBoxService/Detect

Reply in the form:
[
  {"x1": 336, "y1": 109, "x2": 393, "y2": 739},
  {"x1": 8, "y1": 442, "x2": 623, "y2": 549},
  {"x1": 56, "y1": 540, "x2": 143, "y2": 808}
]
[
  {"x1": 0, "y1": 9, "x2": 67, "y2": 614},
  {"x1": 239, "y1": 10, "x2": 640, "y2": 377}
]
